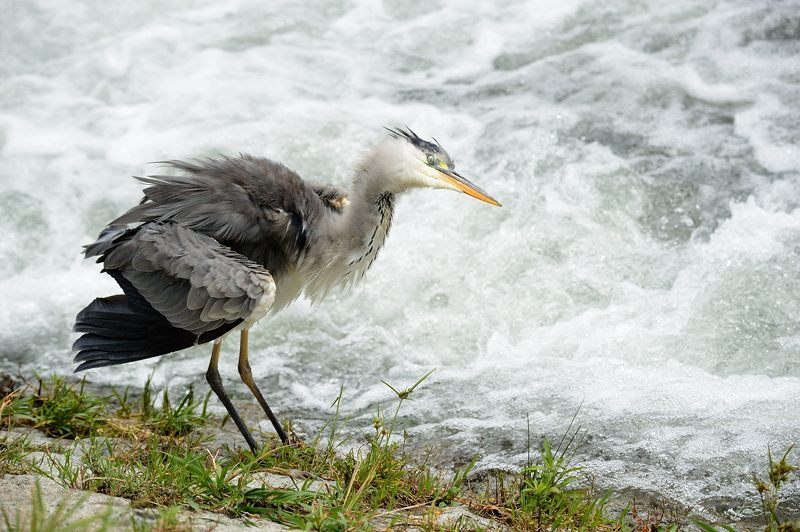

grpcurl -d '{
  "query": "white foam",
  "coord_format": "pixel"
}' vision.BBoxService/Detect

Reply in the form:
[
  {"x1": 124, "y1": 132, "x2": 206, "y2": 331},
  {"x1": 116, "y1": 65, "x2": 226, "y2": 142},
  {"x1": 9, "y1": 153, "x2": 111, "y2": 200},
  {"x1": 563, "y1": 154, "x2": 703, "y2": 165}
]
[
  {"x1": 736, "y1": 95, "x2": 800, "y2": 173},
  {"x1": 676, "y1": 65, "x2": 749, "y2": 105}
]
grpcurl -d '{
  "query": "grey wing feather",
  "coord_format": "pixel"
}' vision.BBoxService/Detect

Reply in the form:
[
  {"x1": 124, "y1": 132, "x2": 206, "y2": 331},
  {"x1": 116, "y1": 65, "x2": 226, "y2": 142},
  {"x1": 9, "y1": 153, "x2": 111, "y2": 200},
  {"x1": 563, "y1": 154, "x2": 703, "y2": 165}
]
[
  {"x1": 103, "y1": 222, "x2": 275, "y2": 336},
  {"x1": 101, "y1": 155, "x2": 334, "y2": 276}
]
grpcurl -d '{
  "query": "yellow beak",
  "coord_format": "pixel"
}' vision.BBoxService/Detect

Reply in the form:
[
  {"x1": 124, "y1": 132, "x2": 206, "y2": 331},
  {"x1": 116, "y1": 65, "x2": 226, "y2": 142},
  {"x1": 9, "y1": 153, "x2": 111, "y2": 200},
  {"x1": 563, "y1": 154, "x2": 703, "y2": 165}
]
[{"x1": 438, "y1": 168, "x2": 502, "y2": 207}]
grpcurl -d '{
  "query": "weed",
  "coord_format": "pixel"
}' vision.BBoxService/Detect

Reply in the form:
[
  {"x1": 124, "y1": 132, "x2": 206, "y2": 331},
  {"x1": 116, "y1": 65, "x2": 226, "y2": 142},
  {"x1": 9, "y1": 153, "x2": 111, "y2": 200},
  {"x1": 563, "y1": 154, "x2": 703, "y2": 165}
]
[
  {"x1": 136, "y1": 376, "x2": 211, "y2": 437},
  {"x1": 694, "y1": 520, "x2": 736, "y2": 532},
  {"x1": 464, "y1": 411, "x2": 618, "y2": 531},
  {"x1": 0, "y1": 432, "x2": 34, "y2": 476},
  {"x1": 627, "y1": 497, "x2": 685, "y2": 531},
  {"x1": 326, "y1": 369, "x2": 464, "y2": 514},
  {"x1": 3, "y1": 376, "x2": 105, "y2": 438},
  {"x1": 753, "y1": 444, "x2": 800, "y2": 531},
  {"x1": 2, "y1": 374, "x2": 210, "y2": 444},
  {"x1": 106, "y1": 376, "x2": 211, "y2": 441}
]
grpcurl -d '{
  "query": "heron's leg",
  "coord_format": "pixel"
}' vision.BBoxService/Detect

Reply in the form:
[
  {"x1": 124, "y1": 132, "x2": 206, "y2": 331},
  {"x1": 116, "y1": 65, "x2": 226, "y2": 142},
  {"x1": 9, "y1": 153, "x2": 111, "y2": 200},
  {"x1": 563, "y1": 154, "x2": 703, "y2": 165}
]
[
  {"x1": 237, "y1": 329, "x2": 289, "y2": 444},
  {"x1": 206, "y1": 340, "x2": 259, "y2": 453}
]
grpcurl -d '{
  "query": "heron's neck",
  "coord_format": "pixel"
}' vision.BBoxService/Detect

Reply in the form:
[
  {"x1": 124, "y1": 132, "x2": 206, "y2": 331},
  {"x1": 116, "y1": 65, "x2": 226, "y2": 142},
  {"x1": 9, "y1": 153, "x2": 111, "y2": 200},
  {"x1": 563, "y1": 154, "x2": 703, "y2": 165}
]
[
  {"x1": 341, "y1": 167, "x2": 396, "y2": 271},
  {"x1": 300, "y1": 146, "x2": 409, "y2": 303}
]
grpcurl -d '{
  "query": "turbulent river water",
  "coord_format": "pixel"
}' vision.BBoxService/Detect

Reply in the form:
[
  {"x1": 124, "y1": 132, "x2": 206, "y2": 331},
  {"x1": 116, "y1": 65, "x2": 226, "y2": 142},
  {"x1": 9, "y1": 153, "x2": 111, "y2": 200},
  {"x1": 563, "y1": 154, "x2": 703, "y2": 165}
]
[{"x1": 2, "y1": 0, "x2": 799, "y2": 520}]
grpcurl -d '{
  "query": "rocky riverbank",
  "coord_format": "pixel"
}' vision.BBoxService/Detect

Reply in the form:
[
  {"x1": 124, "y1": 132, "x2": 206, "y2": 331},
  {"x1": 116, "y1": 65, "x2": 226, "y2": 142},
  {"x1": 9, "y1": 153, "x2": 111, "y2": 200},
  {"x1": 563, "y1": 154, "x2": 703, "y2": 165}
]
[{"x1": 1, "y1": 373, "x2": 794, "y2": 530}]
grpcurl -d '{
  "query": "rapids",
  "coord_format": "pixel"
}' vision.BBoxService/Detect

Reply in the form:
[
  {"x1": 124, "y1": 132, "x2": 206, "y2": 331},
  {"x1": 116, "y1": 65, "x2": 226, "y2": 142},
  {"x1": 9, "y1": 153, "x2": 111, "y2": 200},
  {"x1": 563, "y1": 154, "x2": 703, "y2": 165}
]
[{"x1": 2, "y1": 0, "x2": 799, "y2": 519}]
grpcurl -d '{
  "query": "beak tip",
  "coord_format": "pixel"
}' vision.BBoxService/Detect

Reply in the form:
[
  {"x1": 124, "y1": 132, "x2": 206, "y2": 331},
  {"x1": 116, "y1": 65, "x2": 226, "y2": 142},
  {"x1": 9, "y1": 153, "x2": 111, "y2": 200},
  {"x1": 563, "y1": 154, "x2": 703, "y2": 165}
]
[
  {"x1": 441, "y1": 168, "x2": 502, "y2": 207},
  {"x1": 478, "y1": 194, "x2": 502, "y2": 207},
  {"x1": 469, "y1": 192, "x2": 502, "y2": 207}
]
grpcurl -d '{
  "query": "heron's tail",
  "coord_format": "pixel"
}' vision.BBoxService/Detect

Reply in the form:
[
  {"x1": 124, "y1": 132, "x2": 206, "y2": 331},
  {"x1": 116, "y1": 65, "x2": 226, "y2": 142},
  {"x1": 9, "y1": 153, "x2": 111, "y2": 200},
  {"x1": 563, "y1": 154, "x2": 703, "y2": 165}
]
[{"x1": 72, "y1": 294, "x2": 196, "y2": 371}]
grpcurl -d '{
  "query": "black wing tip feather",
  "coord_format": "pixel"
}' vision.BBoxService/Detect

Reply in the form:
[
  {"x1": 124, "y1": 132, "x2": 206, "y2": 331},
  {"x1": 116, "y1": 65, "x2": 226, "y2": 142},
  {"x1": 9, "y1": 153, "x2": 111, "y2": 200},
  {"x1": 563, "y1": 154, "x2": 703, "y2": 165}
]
[
  {"x1": 71, "y1": 294, "x2": 181, "y2": 371},
  {"x1": 71, "y1": 291, "x2": 239, "y2": 372}
]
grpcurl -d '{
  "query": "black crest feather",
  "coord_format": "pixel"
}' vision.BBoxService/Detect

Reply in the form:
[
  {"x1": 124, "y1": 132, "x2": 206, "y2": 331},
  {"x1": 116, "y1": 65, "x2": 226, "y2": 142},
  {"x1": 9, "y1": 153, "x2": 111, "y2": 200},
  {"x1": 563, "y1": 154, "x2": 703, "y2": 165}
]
[{"x1": 383, "y1": 125, "x2": 454, "y2": 167}]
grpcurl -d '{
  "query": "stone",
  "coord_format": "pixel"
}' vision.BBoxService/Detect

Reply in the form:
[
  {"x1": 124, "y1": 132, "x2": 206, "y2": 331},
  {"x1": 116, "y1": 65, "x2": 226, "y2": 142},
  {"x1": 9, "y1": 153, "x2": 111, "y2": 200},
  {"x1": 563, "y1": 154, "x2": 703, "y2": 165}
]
[
  {"x1": 435, "y1": 504, "x2": 508, "y2": 530},
  {"x1": 0, "y1": 474, "x2": 289, "y2": 531},
  {"x1": 242, "y1": 471, "x2": 334, "y2": 493},
  {"x1": 0, "y1": 474, "x2": 131, "y2": 530}
]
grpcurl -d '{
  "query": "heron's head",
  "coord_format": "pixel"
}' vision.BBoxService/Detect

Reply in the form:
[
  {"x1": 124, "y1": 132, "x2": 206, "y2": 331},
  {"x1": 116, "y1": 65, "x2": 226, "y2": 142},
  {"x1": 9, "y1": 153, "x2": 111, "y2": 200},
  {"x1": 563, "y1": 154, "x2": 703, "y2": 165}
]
[{"x1": 376, "y1": 127, "x2": 501, "y2": 206}]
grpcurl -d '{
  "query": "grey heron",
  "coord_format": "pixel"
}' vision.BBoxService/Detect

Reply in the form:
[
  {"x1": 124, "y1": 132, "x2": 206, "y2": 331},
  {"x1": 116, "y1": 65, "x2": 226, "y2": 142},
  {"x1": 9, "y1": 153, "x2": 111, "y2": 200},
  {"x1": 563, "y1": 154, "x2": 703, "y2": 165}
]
[{"x1": 73, "y1": 127, "x2": 500, "y2": 451}]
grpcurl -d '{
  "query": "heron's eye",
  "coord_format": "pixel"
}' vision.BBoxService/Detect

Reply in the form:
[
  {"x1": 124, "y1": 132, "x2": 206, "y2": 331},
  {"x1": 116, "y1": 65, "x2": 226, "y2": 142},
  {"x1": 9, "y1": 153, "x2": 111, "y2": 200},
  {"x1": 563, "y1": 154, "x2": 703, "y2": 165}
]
[{"x1": 426, "y1": 154, "x2": 436, "y2": 165}]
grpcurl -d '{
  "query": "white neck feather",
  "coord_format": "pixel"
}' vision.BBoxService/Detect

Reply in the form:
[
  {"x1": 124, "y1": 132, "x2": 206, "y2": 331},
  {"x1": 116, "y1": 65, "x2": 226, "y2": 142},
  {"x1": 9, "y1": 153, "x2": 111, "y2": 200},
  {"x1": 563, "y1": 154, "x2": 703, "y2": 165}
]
[{"x1": 298, "y1": 139, "x2": 411, "y2": 303}]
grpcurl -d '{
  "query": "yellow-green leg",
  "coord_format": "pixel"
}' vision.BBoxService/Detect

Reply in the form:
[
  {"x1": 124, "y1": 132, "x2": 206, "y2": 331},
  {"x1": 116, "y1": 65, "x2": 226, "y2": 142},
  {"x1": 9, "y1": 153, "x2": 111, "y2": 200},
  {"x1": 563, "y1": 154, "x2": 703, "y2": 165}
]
[
  {"x1": 206, "y1": 340, "x2": 259, "y2": 452},
  {"x1": 237, "y1": 329, "x2": 289, "y2": 444}
]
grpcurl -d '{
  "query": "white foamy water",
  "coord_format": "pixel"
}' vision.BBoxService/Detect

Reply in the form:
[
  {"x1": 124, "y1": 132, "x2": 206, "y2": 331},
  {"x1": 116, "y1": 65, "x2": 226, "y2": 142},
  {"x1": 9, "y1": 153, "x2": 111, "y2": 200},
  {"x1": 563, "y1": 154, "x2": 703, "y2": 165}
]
[{"x1": 2, "y1": 0, "x2": 799, "y2": 520}]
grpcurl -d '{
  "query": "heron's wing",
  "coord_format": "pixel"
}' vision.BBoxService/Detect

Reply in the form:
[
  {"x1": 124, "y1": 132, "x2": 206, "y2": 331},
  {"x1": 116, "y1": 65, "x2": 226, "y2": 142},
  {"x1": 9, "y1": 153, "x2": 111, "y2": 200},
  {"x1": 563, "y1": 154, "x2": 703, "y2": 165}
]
[
  {"x1": 106, "y1": 154, "x2": 330, "y2": 260},
  {"x1": 101, "y1": 222, "x2": 275, "y2": 336}
]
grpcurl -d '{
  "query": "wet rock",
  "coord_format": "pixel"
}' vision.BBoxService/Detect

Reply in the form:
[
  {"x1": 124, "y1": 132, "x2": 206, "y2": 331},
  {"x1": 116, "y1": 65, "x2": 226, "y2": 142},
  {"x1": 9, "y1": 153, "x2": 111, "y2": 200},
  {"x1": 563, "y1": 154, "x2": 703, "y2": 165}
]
[
  {"x1": 0, "y1": 474, "x2": 289, "y2": 531},
  {"x1": 436, "y1": 504, "x2": 508, "y2": 530},
  {"x1": 368, "y1": 504, "x2": 509, "y2": 531},
  {"x1": 0, "y1": 474, "x2": 131, "y2": 530},
  {"x1": 243, "y1": 471, "x2": 334, "y2": 493},
  {"x1": 1, "y1": 427, "x2": 64, "y2": 448},
  {"x1": 133, "y1": 508, "x2": 287, "y2": 531}
]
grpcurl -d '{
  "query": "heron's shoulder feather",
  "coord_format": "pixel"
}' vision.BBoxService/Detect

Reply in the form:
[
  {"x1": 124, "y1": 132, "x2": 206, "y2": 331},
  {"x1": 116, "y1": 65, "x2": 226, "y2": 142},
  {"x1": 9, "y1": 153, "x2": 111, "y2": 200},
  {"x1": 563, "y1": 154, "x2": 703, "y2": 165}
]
[
  {"x1": 100, "y1": 221, "x2": 275, "y2": 335},
  {"x1": 310, "y1": 182, "x2": 349, "y2": 213}
]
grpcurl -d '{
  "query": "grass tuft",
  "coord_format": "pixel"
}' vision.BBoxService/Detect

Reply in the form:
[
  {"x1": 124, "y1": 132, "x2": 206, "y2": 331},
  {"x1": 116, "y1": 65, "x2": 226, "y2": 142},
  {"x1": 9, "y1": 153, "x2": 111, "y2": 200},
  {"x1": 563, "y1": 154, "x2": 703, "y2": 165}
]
[
  {"x1": 0, "y1": 431, "x2": 33, "y2": 477},
  {"x1": 110, "y1": 376, "x2": 211, "y2": 439},
  {"x1": 1, "y1": 374, "x2": 211, "y2": 444},
  {"x1": 3, "y1": 376, "x2": 105, "y2": 438},
  {"x1": 462, "y1": 411, "x2": 619, "y2": 531},
  {"x1": 753, "y1": 444, "x2": 800, "y2": 531}
]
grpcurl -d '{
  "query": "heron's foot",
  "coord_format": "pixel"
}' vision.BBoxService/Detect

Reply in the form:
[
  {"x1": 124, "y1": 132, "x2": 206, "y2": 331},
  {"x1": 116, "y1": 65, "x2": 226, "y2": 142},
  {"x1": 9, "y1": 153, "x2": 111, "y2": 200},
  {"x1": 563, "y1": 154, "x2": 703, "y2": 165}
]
[
  {"x1": 279, "y1": 421, "x2": 306, "y2": 447},
  {"x1": 287, "y1": 432, "x2": 306, "y2": 448}
]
